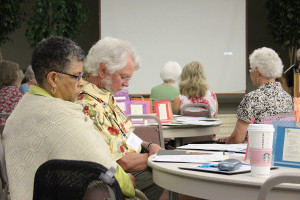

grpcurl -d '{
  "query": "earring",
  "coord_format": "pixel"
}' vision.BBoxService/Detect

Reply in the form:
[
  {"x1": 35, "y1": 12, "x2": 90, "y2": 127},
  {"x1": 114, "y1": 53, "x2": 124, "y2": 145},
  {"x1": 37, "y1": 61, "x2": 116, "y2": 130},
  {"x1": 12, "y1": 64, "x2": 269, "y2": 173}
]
[
  {"x1": 51, "y1": 86, "x2": 56, "y2": 95},
  {"x1": 256, "y1": 77, "x2": 259, "y2": 84}
]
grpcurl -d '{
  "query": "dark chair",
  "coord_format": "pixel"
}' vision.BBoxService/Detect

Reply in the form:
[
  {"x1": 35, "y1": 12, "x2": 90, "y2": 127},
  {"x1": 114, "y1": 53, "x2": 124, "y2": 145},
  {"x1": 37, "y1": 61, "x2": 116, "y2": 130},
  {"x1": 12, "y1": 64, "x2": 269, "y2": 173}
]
[
  {"x1": 33, "y1": 159, "x2": 125, "y2": 200},
  {"x1": 127, "y1": 114, "x2": 164, "y2": 148}
]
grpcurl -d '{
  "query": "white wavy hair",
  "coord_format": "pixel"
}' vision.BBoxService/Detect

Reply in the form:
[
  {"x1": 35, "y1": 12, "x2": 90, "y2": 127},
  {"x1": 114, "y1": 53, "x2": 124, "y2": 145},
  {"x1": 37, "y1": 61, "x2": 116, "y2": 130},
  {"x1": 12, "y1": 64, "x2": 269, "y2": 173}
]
[
  {"x1": 84, "y1": 37, "x2": 140, "y2": 76},
  {"x1": 249, "y1": 47, "x2": 283, "y2": 79},
  {"x1": 160, "y1": 61, "x2": 182, "y2": 82}
]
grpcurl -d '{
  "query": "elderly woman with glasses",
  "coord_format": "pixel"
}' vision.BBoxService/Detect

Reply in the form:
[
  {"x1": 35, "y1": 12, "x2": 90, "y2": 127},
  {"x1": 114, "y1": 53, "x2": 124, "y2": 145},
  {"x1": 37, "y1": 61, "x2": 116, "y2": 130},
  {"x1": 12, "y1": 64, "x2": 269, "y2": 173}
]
[
  {"x1": 3, "y1": 36, "x2": 136, "y2": 200},
  {"x1": 218, "y1": 47, "x2": 293, "y2": 144}
]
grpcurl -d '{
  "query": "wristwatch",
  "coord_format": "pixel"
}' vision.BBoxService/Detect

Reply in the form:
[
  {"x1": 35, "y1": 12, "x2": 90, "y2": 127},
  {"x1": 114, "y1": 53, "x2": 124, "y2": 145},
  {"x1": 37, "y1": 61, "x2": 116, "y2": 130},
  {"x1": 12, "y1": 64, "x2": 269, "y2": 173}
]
[{"x1": 145, "y1": 142, "x2": 152, "y2": 152}]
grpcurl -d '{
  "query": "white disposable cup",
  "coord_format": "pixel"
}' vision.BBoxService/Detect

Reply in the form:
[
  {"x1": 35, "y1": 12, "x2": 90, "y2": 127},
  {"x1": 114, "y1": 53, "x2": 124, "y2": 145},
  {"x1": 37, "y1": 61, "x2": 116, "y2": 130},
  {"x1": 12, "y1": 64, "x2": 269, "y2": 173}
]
[{"x1": 248, "y1": 124, "x2": 275, "y2": 177}]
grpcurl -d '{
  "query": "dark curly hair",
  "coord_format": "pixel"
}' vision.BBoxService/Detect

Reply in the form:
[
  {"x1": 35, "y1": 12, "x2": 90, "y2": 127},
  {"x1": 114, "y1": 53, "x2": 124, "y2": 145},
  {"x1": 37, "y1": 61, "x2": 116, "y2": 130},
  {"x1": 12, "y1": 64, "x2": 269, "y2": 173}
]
[{"x1": 31, "y1": 36, "x2": 85, "y2": 85}]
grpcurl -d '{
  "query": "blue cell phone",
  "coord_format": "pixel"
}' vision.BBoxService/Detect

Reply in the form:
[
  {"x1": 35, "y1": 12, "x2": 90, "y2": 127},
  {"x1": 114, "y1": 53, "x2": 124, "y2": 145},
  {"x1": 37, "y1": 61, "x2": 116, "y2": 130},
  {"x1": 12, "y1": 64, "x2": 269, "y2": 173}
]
[{"x1": 217, "y1": 158, "x2": 242, "y2": 171}]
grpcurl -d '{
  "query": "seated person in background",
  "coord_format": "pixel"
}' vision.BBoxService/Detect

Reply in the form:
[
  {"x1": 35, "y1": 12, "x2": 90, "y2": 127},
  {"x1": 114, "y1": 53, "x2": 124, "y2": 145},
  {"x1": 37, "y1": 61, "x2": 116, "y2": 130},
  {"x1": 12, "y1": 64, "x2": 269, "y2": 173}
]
[
  {"x1": 172, "y1": 61, "x2": 218, "y2": 118},
  {"x1": 150, "y1": 61, "x2": 182, "y2": 102},
  {"x1": 76, "y1": 37, "x2": 163, "y2": 200},
  {"x1": 20, "y1": 65, "x2": 37, "y2": 94},
  {"x1": 0, "y1": 60, "x2": 23, "y2": 124},
  {"x1": 218, "y1": 47, "x2": 293, "y2": 144},
  {"x1": 3, "y1": 36, "x2": 135, "y2": 200},
  {"x1": 17, "y1": 69, "x2": 25, "y2": 88}
]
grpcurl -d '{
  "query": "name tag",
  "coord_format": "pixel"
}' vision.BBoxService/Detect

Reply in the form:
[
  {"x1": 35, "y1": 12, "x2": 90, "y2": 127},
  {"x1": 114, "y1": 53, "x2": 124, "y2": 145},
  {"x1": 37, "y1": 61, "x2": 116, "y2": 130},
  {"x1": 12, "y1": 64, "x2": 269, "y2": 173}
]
[{"x1": 126, "y1": 132, "x2": 142, "y2": 152}]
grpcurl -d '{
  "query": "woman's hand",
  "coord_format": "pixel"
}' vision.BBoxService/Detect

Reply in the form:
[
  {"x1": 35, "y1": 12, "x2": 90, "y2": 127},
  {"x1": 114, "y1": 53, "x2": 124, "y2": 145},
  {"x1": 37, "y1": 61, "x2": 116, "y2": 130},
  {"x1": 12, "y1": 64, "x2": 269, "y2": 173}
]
[{"x1": 217, "y1": 137, "x2": 228, "y2": 143}]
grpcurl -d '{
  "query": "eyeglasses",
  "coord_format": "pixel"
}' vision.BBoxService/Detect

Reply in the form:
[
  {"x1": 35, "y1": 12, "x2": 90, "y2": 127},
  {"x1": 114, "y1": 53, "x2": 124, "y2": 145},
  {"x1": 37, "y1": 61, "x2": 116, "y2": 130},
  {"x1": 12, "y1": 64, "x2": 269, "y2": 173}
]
[
  {"x1": 118, "y1": 72, "x2": 132, "y2": 82},
  {"x1": 55, "y1": 71, "x2": 84, "y2": 81}
]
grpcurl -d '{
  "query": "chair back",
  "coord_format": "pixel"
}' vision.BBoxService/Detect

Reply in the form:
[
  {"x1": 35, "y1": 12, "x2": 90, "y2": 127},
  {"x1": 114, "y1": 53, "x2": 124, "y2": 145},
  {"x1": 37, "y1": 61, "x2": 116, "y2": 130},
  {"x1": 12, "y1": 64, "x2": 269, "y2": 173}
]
[
  {"x1": 127, "y1": 114, "x2": 164, "y2": 148},
  {"x1": 257, "y1": 172, "x2": 300, "y2": 200},
  {"x1": 180, "y1": 103, "x2": 212, "y2": 118},
  {"x1": 33, "y1": 159, "x2": 125, "y2": 200}
]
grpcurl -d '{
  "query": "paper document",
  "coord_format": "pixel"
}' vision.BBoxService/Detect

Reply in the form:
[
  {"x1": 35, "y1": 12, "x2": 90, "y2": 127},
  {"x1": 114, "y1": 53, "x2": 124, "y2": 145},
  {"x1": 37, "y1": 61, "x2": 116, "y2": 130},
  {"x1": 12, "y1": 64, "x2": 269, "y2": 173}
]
[
  {"x1": 180, "y1": 121, "x2": 220, "y2": 125},
  {"x1": 152, "y1": 152, "x2": 224, "y2": 163},
  {"x1": 175, "y1": 116, "x2": 219, "y2": 122},
  {"x1": 179, "y1": 164, "x2": 252, "y2": 174},
  {"x1": 283, "y1": 128, "x2": 300, "y2": 162},
  {"x1": 173, "y1": 116, "x2": 221, "y2": 125},
  {"x1": 177, "y1": 144, "x2": 247, "y2": 153}
]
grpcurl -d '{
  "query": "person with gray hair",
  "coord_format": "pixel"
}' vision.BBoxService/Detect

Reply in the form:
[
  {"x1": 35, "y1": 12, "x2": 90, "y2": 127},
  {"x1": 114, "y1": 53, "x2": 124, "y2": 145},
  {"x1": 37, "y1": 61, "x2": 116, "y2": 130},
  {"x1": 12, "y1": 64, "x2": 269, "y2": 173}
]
[
  {"x1": 77, "y1": 37, "x2": 163, "y2": 200},
  {"x1": 285, "y1": 48, "x2": 300, "y2": 96},
  {"x1": 3, "y1": 36, "x2": 137, "y2": 200},
  {"x1": 84, "y1": 37, "x2": 140, "y2": 94},
  {"x1": 0, "y1": 60, "x2": 23, "y2": 124},
  {"x1": 150, "y1": 61, "x2": 182, "y2": 101},
  {"x1": 218, "y1": 47, "x2": 293, "y2": 144},
  {"x1": 20, "y1": 65, "x2": 37, "y2": 94}
]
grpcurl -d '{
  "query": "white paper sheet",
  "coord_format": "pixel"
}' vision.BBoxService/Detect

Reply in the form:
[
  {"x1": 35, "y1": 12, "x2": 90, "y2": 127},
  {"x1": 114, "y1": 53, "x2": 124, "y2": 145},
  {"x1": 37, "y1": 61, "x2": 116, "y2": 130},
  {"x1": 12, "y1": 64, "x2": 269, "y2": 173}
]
[
  {"x1": 283, "y1": 128, "x2": 300, "y2": 162},
  {"x1": 158, "y1": 104, "x2": 168, "y2": 120},
  {"x1": 175, "y1": 116, "x2": 219, "y2": 122},
  {"x1": 152, "y1": 152, "x2": 224, "y2": 163},
  {"x1": 177, "y1": 144, "x2": 247, "y2": 153}
]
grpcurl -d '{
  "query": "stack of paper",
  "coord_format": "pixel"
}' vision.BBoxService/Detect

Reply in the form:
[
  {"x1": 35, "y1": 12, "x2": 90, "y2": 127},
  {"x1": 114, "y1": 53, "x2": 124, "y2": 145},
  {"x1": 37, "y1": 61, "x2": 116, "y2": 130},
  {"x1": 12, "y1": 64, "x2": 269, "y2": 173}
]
[
  {"x1": 177, "y1": 144, "x2": 247, "y2": 153},
  {"x1": 174, "y1": 116, "x2": 221, "y2": 125},
  {"x1": 153, "y1": 151, "x2": 224, "y2": 163}
]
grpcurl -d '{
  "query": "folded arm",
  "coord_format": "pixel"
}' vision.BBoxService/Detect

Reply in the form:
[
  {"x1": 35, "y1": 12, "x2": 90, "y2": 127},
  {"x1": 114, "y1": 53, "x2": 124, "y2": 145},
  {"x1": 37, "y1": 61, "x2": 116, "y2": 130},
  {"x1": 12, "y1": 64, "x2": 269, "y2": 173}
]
[
  {"x1": 117, "y1": 141, "x2": 161, "y2": 172},
  {"x1": 117, "y1": 152, "x2": 149, "y2": 172}
]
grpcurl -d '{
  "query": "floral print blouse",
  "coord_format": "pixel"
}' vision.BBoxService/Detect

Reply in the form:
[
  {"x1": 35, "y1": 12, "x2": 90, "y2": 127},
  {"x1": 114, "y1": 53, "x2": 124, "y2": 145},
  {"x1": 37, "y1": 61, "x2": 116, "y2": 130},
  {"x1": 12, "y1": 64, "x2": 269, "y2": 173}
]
[
  {"x1": 76, "y1": 81, "x2": 140, "y2": 161},
  {"x1": 237, "y1": 82, "x2": 293, "y2": 124},
  {"x1": 0, "y1": 86, "x2": 23, "y2": 124},
  {"x1": 179, "y1": 90, "x2": 217, "y2": 117}
]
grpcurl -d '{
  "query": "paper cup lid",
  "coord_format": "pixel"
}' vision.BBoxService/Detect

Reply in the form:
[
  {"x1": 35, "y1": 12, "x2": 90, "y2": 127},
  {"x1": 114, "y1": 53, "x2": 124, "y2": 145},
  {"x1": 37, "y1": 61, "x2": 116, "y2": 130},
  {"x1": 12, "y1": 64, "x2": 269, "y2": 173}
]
[{"x1": 248, "y1": 124, "x2": 275, "y2": 132}]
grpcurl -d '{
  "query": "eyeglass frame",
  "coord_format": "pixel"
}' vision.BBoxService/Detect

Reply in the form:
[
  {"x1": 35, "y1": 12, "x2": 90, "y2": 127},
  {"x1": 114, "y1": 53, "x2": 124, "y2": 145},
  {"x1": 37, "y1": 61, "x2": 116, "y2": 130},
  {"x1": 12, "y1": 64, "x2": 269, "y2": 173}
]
[
  {"x1": 54, "y1": 71, "x2": 84, "y2": 81},
  {"x1": 117, "y1": 72, "x2": 132, "y2": 82}
]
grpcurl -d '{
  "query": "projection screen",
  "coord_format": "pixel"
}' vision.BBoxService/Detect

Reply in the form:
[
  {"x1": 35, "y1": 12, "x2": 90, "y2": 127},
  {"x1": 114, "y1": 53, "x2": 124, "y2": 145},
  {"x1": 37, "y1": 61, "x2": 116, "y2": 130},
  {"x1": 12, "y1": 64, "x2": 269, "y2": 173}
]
[{"x1": 101, "y1": 0, "x2": 246, "y2": 94}]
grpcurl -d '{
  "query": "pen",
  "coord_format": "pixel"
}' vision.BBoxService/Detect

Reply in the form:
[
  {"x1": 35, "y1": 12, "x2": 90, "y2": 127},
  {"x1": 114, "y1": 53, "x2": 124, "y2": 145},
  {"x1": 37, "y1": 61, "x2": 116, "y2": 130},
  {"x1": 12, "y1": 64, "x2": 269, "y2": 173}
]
[{"x1": 198, "y1": 164, "x2": 219, "y2": 168}]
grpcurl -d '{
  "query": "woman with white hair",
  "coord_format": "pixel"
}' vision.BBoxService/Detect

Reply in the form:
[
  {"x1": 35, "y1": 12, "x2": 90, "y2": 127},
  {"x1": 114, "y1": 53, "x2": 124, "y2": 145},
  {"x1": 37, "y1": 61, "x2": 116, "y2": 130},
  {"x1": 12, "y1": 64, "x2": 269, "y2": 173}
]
[
  {"x1": 219, "y1": 47, "x2": 293, "y2": 144},
  {"x1": 150, "y1": 61, "x2": 182, "y2": 101}
]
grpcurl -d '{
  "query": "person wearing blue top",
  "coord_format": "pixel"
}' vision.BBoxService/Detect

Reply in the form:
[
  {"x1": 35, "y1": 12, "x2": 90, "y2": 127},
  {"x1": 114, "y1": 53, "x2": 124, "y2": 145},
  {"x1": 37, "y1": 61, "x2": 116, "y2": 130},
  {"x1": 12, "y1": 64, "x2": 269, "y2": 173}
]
[{"x1": 19, "y1": 65, "x2": 37, "y2": 94}]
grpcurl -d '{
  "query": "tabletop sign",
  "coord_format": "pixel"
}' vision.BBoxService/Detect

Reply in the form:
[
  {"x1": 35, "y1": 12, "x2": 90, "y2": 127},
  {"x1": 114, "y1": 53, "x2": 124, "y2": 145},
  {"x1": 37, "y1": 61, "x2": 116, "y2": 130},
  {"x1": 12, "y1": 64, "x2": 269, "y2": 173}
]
[{"x1": 154, "y1": 100, "x2": 173, "y2": 123}]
